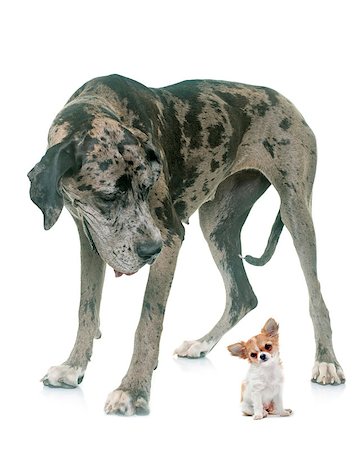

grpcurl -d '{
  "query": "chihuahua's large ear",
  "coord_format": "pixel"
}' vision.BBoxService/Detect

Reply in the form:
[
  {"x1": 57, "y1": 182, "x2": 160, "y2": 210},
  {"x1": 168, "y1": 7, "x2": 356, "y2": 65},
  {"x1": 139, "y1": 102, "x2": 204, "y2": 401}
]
[
  {"x1": 28, "y1": 140, "x2": 81, "y2": 230},
  {"x1": 227, "y1": 342, "x2": 247, "y2": 359},
  {"x1": 261, "y1": 318, "x2": 279, "y2": 337}
]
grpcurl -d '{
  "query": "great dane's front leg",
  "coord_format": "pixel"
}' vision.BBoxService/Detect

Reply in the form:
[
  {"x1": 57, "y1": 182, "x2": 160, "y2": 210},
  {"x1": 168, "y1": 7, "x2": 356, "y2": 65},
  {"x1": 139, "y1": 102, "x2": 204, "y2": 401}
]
[
  {"x1": 105, "y1": 236, "x2": 182, "y2": 416},
  {"x1": 42, "y1": 218, "x2": 106, "y2": 388}
]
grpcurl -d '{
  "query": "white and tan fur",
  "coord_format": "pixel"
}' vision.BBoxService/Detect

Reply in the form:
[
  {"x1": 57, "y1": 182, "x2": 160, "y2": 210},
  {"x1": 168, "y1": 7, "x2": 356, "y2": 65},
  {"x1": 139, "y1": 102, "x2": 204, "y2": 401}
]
[{"x1": 228, "y1": 318, "x2": 292, "y2": 420}]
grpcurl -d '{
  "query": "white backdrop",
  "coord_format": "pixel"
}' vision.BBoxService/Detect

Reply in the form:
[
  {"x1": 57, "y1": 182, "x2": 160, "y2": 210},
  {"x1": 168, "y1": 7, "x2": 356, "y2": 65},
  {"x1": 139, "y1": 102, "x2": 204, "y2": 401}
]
[{"x1": 1, "y1": 1, "x2": 360, "y2": 449}]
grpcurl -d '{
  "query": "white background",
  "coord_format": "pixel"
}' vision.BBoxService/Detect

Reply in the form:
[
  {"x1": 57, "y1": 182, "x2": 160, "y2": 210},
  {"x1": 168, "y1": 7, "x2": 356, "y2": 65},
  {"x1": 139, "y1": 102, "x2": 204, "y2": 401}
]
[{"x1": 1, "y1": 0, "x2": 360, "y2": 448}]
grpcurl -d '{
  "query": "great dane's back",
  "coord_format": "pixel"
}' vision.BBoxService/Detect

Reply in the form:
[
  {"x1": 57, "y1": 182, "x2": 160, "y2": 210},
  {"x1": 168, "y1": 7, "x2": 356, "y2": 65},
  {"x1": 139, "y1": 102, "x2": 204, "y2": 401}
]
[{"x1": 28, "y1": 74, "x2": 344, "y2": 415}]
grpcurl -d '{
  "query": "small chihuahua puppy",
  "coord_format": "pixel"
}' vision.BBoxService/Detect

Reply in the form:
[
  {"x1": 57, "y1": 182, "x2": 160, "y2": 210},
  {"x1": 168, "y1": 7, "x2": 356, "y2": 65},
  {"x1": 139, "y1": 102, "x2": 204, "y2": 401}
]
[{"x1": 227, "y1": 318, "x2": 292, "y2": 420}]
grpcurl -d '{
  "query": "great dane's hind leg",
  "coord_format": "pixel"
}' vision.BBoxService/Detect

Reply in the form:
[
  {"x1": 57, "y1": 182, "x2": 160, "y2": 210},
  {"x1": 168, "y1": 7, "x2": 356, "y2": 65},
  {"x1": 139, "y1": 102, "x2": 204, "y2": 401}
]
[
  {"x1": 280, "y1": 195, "x2": 345, "y2": 384},
  {"x1": 42, "y1": 218, "x2": 106, "y2": 388},
  {"x1": 175, "y1": 170, "x2": 270, "y2": 358}
]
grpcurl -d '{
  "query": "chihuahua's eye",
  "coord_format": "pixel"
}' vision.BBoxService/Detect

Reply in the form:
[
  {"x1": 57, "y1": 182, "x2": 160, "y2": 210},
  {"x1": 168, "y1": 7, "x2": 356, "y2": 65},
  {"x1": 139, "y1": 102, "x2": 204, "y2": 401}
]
[
  {"x1": 250, "y1": 353, "x2": 257, "y2": 358},
  {"x1": 265, "y1": 344, "x2": 272, "y2": 351}
]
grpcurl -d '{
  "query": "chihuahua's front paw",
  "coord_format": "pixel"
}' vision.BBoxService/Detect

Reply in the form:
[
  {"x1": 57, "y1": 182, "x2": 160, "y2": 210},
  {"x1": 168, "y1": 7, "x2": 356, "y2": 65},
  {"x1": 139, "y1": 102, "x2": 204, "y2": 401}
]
[
  {"x1": 312, "y1": 361, "x2": 345, "y2": 385},
  {"x1": 174, "y1": 340, "x2": 213, "y2": 358},
  {"x1": 41, "y1": 364, "x2": 84, "y2": 388},
  {"x1": 280, "y1": 409, "x2": 292, "y2": 416},
  {"x1": 253, "y1": 410, "x2": 268, "y2": 420}
]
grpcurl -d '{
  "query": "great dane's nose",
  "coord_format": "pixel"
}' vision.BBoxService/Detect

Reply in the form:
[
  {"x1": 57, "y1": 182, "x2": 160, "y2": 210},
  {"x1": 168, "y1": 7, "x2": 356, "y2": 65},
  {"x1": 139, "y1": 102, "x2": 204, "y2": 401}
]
[{"x1": 136, "y1": 240, "x2": 163, "y2": 261}]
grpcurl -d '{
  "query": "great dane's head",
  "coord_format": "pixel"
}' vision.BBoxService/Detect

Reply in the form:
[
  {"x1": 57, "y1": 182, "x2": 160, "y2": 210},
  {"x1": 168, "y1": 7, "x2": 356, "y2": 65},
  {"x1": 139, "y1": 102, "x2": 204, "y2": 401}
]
[{"x1": 28, "y1": 104, "x2": 163, "y2": 275}]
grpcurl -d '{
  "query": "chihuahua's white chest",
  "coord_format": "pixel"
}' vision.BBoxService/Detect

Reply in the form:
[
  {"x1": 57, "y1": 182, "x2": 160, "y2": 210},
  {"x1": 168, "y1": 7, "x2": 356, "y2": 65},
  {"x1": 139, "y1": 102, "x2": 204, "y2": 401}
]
[{"x1": 242, "y1": 358, "x2": 285, "y2": 417}]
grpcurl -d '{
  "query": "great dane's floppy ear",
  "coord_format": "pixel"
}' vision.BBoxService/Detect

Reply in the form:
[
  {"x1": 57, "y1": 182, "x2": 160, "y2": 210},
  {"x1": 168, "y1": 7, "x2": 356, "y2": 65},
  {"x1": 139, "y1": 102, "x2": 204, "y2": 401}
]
[{"x1": 28, "y1": 140, "x2": 81, "y2": 230}]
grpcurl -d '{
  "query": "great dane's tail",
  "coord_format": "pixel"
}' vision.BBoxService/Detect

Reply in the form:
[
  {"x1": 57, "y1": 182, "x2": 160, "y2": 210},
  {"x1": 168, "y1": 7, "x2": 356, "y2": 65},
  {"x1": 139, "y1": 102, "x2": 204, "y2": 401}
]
[{"x1": 243, "y1": 210, "x2": 284, "y2": 266}]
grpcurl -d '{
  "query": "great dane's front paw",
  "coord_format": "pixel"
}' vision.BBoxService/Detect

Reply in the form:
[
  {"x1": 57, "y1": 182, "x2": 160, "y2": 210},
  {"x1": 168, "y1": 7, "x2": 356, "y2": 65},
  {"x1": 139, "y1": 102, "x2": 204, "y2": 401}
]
[
  {"x1": 174, "y1": 340, "x2": 213, "y2": 358},
  {"x1": 312, "y1": 361, "x2": 345, "y2": 385},
  {"x1": 104, "y1": 389, "x2": 149, "y2": 416},
  {"x1": 41, "y1": 364, "x2": 84, "y2": 388}
]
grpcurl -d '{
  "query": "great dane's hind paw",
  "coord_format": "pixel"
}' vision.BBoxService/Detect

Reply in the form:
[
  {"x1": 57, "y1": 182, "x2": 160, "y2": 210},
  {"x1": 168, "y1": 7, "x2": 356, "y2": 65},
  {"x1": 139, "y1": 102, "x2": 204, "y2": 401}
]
[
  {"x1": 174, "y1": 340, "x2": 213, "y2": 358},
  {"x1": 104, "y1": 389, "x2": 150, "y2": 416},
  {"x1": 41, "y1": 364, "x2": 84, "y2": 388},
  {"x1": 312, "y1": 361, "x2": 345, "y2": 385}
]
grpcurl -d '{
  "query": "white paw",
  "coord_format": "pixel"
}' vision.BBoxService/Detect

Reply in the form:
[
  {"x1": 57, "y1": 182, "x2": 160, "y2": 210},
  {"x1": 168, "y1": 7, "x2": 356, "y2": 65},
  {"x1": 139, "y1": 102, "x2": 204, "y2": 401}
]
[
  {"x1": 312, "y1": 361, "x2": 345, "y2": 385},
  {"x1": 42, "y1": 364, "x2": 84, "y2": 388},
  {"x1": 253, "y1": 411, "x2": 267, "y2": 420},
  {"x1": 104, "y1": 389, "x2": 149, "y2": 416},
  {"x1": 174, "y1": 340, "x2": 213, "y2": 358},
  {"x1": 280, "y1": 409, "x2": 292, "y2": 417}
]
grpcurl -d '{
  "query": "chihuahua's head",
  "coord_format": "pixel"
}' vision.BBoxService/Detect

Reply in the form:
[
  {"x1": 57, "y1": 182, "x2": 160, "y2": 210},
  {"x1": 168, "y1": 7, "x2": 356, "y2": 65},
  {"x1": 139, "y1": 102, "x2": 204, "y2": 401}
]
[{"x1": 227, "y1": 318, "x2": 280, "y2": 366}]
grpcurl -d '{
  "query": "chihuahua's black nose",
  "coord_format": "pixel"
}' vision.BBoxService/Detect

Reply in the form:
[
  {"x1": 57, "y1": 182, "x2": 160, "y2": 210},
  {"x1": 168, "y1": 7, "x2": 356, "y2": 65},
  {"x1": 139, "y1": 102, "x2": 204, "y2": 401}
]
[{"x1": 260, "y1": 353, "x2": 268, "y2": 361}]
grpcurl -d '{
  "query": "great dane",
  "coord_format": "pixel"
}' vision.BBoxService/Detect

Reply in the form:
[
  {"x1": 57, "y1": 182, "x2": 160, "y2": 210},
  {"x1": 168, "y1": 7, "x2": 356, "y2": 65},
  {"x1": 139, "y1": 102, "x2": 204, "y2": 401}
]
[{"x1": 28, "y1": 74, "x2": 345, "y2": 415}]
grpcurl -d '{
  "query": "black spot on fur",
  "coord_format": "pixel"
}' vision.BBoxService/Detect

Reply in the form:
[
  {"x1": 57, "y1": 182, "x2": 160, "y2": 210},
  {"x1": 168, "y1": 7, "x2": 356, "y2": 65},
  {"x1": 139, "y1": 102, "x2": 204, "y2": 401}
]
[
  {"x1": 174, "y1": 200, "x2": 187, "y2": 218},
  {"x1": 279, "y1": 118, "x2": 291, "y2": 130},
  {"x1": 208, "y1": 123, "x2": 225, "y2": 148},
  {"x1": 215, "y1": 92, "x2": 251, "y2": 162},
  {"x1": 98, "y1": 159, "x2": 113, "y2": 171},
  {"x1": 184, "y1": 104, "x2": 203, "y2": 149},
  {"x1": 115, "y1": 174, "x2": 132, "y2": 192},
  {"x1": 202, "y1": 181, "x2": 210, "y2": 195},
  {"x1": 210, "y1": 159, "x2": 220, "y2": 172},
  {"x1": 162, "y1": 81, "x2": 204, "y2": 150},
  {"x1": 135, "y1": 164, "x2": 146, "y2": 172},
  {"x1": 53, "y1": 103, "x2": 94, "y2": 134},
  {"x1": 263, "y1": 139, "x2": 275, "y2": 158},
  {"x1": 78, "y1": 184, "x2": 93, "y2": 191},
  {"x1": 155, "y1": 95, "x2": 198, "y2": 203},
  {"x1": 216, "y1": 92, "x2": 249, "y2": 110},
  {"x1": 279, "y1": 139, "x2": 290, "y2": 146},
  {"x1": 145, "y1": 145, "x2": 160, "y2": 164},
  {"x1": 154, "y1": 201, "x2": 185, "y2": 245},
  {"x1": 284, "y1": 181, "x2": 297, "y2": 192},
  {"x1": 255, "y1": 101, "x2": 269, "y2": 117}
]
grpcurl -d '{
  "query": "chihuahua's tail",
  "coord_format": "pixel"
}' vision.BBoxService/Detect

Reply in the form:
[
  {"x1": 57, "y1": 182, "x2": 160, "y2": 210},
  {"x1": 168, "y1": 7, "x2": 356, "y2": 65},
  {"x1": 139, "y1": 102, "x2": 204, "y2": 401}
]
[{"x1": 242, "y1": 210, "x2": 284, "y2": 266}]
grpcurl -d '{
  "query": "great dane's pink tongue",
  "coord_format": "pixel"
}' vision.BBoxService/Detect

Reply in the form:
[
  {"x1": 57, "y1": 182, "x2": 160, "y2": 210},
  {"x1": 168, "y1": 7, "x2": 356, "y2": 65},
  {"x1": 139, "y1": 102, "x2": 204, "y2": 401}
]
[{"x1": 114, "y1": 270, "x2": 136, "y2": 277}]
